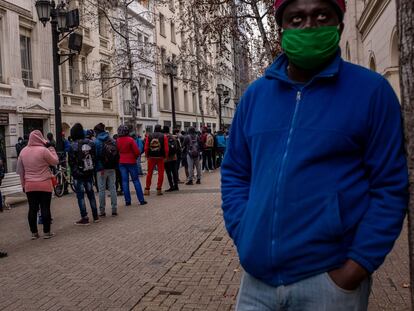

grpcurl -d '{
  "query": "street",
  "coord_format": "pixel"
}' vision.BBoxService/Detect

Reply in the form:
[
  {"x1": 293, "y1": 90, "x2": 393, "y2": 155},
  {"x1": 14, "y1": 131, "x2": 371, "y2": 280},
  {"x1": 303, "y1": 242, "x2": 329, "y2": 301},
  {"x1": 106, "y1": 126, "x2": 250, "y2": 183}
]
[{"x1": 0, "y1": 170, "x2": 411, "y2": 311}]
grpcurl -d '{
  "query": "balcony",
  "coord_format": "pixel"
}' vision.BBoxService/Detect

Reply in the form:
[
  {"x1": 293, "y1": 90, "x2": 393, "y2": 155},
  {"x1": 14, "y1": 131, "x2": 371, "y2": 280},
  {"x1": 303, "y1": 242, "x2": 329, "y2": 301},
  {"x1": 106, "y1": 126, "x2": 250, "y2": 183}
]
[{"x1": 62, "y1": 93, "x2": 89, "y2": 107}]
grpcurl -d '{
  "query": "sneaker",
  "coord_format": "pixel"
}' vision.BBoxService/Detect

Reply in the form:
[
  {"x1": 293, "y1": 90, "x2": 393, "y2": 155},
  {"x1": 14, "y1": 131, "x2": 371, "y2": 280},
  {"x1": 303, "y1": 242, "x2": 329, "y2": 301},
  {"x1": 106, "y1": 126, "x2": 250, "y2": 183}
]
[
  {"x1": 140, "y1": 201, "x2": 148, "y2": 206},
  {"x1": 125, "y1": 202, "x2": 131, "y2": 206},
  {"x1": 99, "y1": 212, "x2": 106, "y2": 217},
  {"x1": 0, "y1": 250, "x2": 7, "y2": 258},
  {"x1": 31, "y1": 233, "x2": 40, "y2": 240},
  {"x1": 75, "y1": 218, "x2": 90, "y2": 225},
  {"x1": 185, "y1": 181, "x2": 193, "y2": 185},
  {"x1": 165, "y1": 188, "x2": 174, "y2": 192},
  {"x1": 93, "y1": 218, "x2": 100, "y2": 223},
  {"x1": 173, "y1": 186, "x2": 179, "y2": 191},
  {"x1": 196, "y1": 179, "x2": 201, "y2": 184},
  {"x1": 43, "y1": 232, "x2": 55, "y2": 239},
  {"x1": 144, "y1": 189, "x2": 150, "y2": 196},
  {"x1": 117, "y1": 191, "x2": 124, "y2": 196},
  {"x1": 157, "y1": 189, "x2": 163, "y2": 196},
  {"x1": 112, "y1": 212, "x2": 118, "y2": 216}
]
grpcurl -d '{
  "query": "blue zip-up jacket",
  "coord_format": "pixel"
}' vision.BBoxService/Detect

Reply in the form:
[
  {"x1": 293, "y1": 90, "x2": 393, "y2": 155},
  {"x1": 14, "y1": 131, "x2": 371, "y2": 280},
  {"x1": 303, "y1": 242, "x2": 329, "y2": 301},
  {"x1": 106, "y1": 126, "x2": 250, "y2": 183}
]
[
  {"x1": 221, "y1": 52, "x2": 409, "y2": 287},
  {"x1": 95, "y1": 131, "x2": 110, "y2": 172}
]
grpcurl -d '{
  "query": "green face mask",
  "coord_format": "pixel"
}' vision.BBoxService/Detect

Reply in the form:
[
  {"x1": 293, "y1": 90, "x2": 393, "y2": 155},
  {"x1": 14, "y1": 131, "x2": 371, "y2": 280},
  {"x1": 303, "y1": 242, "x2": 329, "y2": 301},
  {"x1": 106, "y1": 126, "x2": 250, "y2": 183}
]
[{"x1": 281, "y1": 26, "x2": 340, "y2": 70}]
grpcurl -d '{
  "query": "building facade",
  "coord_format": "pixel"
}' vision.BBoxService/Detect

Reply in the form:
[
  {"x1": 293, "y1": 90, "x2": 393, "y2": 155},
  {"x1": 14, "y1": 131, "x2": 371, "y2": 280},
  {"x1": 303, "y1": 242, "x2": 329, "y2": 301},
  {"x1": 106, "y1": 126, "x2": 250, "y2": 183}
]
[
  {"x1": 340, "y1": 0, "x2": 400, "y2": 98},
  {"x1": 0, "y1": 0, "x2": 55, "y2": 171}
]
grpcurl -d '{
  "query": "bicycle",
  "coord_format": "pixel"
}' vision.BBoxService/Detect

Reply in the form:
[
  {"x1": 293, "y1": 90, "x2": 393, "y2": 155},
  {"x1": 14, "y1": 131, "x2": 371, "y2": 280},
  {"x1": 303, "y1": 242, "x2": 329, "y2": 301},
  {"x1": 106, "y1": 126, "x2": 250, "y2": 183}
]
[{"x1": 53, "y1": 162, "x2": 76, "y2": 197}]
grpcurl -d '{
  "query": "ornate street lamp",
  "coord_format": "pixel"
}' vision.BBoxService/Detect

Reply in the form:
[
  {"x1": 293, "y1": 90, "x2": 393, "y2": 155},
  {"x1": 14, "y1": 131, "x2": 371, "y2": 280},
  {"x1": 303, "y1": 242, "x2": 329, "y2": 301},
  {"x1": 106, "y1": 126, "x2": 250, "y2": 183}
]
[
  {"x1": 35, "y1": 0, "x2": 81, "y2": 153},
  {"x1": 165, "y1": 58, "x2": 178, "y2": 130},
  {"x1": 216, "y1": 83, "x2": 224, "y2": 130}
]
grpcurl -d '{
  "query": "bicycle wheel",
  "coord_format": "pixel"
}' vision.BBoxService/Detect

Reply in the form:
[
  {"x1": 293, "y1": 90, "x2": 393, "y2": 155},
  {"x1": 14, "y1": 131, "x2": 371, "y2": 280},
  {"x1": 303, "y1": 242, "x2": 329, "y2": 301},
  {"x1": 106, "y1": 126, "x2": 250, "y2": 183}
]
[
  {"x1": 54, "y1": 171, "x2": 64, "y2": 197},
  {"x1": 69, "y1": 174, "x2": 76, "y2": 193}
]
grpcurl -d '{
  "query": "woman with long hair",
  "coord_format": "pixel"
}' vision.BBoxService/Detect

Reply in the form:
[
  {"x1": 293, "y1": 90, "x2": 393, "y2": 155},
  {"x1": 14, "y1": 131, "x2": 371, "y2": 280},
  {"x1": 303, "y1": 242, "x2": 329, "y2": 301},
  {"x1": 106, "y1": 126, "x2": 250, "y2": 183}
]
[{"x1": 16, "y1": 130, "x2": 59, "y2": 239}]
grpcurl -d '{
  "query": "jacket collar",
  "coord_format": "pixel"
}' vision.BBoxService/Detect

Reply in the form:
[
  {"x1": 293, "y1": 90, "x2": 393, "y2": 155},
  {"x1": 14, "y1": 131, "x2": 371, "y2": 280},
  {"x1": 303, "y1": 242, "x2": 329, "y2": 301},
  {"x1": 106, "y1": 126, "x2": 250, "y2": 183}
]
[{"x1": 264, "y1": 49, "x2": 343, "y2": 85}]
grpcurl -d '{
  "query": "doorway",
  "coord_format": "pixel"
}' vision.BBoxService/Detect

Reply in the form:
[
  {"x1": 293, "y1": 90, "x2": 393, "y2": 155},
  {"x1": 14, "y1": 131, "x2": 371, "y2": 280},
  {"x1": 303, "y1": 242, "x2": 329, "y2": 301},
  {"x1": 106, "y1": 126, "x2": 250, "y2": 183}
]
[{"x1": 23, "y1": 118, "x2": 44, "y2": 137}]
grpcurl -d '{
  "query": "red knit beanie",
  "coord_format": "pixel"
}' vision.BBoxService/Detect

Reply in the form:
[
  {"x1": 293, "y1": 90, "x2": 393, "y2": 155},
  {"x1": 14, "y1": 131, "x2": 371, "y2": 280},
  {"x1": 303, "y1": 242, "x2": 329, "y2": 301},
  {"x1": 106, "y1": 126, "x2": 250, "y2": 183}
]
[{"x1": 274, "y1": 0, "x2": 346, "y2": 26}]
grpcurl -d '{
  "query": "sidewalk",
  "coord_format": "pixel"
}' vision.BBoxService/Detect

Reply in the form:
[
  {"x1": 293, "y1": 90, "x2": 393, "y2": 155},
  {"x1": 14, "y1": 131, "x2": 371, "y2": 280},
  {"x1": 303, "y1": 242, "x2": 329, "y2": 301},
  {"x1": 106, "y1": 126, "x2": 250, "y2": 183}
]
[{"x1": 0, "y1": 170, "x2": 410, "y2": 310}]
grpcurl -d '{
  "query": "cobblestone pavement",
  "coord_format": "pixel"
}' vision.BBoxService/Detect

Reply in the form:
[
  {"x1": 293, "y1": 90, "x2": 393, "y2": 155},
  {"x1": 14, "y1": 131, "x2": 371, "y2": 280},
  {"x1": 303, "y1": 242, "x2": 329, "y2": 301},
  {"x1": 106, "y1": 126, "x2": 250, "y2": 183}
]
[{"x1": 0, "y1": 170, "x2": 411, "y2": 310}]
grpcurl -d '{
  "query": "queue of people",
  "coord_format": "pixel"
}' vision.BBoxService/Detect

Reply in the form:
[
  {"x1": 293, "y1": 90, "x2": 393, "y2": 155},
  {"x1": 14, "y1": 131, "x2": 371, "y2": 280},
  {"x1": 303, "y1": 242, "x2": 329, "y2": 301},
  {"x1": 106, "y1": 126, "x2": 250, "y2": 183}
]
[{"x1": 2, "y1": 122, "x2": 227, "y2": 250}]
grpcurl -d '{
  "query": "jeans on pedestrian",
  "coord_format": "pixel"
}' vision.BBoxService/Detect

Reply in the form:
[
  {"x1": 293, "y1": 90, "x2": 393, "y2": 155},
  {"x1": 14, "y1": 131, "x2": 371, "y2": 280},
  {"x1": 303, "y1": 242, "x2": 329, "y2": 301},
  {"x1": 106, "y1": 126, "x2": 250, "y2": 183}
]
[
  {"x1": 26, "y1": 191, "x2": 52, "y2": 234},
  {"x1": 187, "y1": 154, "x2": 201, "y2": 182},
  {"x1": 119, "y1": 163, "x2": 145, "y2": 204},
  {"x1": 137, "y1": 156, "x2": 144, "y2": 175},
  {"x1": 165, "y1": 160, "x2": 178, "y2": 189},
  {"x1": 73, "y1": 178, "x2": 98, "y2": 219},
  {"x1": 202, "y1": 149, "x2": 213, "y2": 170},
  {"x1": 236, "y1": 271, "x2": 371, "y2": 311},
  {"x1": 97, "y1": 169, "x2": 117, "y2": 214}
]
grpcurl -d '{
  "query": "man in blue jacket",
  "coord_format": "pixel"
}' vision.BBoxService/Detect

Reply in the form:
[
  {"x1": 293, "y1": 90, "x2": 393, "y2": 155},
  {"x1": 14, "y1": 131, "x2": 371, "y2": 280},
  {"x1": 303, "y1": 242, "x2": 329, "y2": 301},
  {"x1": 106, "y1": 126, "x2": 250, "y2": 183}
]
[{"x1": 221, "y1": 0, "x2": 409, "y2": 310}]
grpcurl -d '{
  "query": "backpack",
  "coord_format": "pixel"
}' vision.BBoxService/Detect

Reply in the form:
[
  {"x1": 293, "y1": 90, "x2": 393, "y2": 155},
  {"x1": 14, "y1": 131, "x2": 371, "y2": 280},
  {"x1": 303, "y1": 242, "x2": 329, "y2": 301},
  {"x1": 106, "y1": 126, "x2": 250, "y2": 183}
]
[
  {"x1": 189, "y1": 136, "x2": 200, "y2": 158},
  {"x1": 168, "y1": 135, "x2": 178, "y2": 157},
  {"x1": 77, "y1": 141, "x2": 94, "y2": 174},
  {"x1": 206, "y1": 134, "x2": 214, "y2": 148},
  {"x1": 148, "y1": 133, "x2": 165, "y2": 158},
  {"x1": 216, "y1": 135, "x2": 226, "y2": 148},
  {"x1": 102, "y1": 139, "x2": 119, "y2": 169}
]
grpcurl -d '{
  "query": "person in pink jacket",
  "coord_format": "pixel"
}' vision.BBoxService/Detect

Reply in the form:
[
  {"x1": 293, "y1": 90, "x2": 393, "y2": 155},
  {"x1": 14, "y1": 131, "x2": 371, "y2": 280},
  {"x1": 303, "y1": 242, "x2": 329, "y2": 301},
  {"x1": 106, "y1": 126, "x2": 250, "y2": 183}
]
[{"x1": 16, "y1": 130, "x2": 59, "y2": 239}]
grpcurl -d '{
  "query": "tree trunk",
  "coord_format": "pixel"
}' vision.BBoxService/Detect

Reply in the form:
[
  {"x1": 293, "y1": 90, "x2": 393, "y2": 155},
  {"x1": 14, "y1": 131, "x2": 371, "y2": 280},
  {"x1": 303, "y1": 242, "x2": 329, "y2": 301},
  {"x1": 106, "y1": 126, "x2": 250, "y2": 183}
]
[
  {"x1": 397, "y1": 0, "x2": 414, "y2": 305},
  {"x1": 250, "y1": 0, "x2": 274, "y2": 64}
]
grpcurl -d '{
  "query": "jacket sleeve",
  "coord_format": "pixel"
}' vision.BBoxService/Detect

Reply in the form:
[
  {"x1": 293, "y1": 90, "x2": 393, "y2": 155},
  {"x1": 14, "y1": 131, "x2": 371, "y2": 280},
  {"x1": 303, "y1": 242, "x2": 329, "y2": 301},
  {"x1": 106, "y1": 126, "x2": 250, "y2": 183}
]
[
  {"x1": 44, "y1": 147, "x2": 59, "y2": 166},
  {"x1": 16, "y1": 154, "x2": 25, "y2": 186},
  {"x1": 144, "y1": 136, "x2": 149, "y2": 157},
  {"x1": 220, "y1": 99, "x2": 251, "y2": 243},
  {"x1": 348, "y1": 79, "x2": 409, "y2": 273},
  {"x1": 131, "y1": 138, "x2": 140, "y2": 158},
  {"x1": 164, "y1": 135, "x2": 169, "y2": 158}
]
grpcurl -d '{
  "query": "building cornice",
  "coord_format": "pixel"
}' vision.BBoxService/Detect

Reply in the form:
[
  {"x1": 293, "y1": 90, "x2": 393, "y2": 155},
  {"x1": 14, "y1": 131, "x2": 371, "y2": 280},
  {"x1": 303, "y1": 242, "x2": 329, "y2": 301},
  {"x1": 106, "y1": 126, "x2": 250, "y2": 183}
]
[
  {"x1": 357, "y1": 0, "x2": 391, "y2": 41},
  {"x1": 0, "y1": 0, "x2": 32, "y2": 18}
]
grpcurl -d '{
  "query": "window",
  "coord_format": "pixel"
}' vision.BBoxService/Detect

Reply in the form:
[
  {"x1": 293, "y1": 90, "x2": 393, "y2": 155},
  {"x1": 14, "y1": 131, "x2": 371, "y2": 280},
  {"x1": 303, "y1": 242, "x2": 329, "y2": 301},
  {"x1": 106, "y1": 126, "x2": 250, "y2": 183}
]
[
  {"x1": 184, "y1": 90, "x2": 189, "y2": 112},
  {"x1": 171, "y1": 22, "x2": 176, "y2": 43},
  {"x1": 146, "y1": 79, "x2": 153, "y2": 118},
  {"x1": 68, "y1": 57, "x2": 81, "y2": 94},
  {"x1": 160, "y1": 48, "x2": 166, "y2": 69},
  {"x1": 169, "y1": 0, "x2": 174, "y2": 11},
  {"x1": 81, "y1": 57, "x2": 87, "y2": 94},
  {"x1": 98, "y1": 10, "x2": 108, "y2": 38},
  {"x1": 20, "y1": 28, "x2": 33, "y2": 87},
  {"x1": 100, "y1": 64, "x2": 112, "y2": 99},
  {"x1": 192, "y1": 93, "x2": 197, "y2": 113},
  {"x1": 140, "y1": 77, "x2": 146, "y2": 117},
  {"x1": 159, "y1": 13, "x2": 166, "y2": 37},
  {"x1": 163, "y1": 83, "x2": 169, "y2": 109}
]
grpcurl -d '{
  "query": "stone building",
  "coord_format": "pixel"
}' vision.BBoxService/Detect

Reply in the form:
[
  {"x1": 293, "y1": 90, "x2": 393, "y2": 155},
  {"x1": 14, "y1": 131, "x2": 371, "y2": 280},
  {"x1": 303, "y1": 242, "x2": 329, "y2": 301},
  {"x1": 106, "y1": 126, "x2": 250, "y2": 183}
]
[
  {"x1": 340, "y1": 0, "x2": 400, "y2": 98},
  {"x1": 0, "y1": 0, "x2": 55, "y2": 171}
]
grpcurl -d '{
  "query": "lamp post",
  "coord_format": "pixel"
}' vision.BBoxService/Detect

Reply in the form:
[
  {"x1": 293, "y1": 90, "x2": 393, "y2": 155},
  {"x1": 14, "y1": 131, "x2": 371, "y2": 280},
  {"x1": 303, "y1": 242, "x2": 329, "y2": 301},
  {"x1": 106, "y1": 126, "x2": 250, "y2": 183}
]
[
  {"x1": 35, "y1": 0, "x2": 81, "y2": 152},
  {"x1": 165, "y1": 58, "x2": 178, "y2": 130},
  {"x1": 216, "y1": 84, "x2": 224, "y2": 131}
]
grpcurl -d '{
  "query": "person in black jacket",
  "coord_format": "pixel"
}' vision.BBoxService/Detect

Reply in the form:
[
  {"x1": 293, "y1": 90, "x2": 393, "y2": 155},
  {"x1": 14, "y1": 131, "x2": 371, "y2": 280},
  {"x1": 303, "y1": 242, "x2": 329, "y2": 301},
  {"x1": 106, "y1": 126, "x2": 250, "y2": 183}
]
[{"x1": 68, "y1": 123, "x2": 99, "y2": 225}]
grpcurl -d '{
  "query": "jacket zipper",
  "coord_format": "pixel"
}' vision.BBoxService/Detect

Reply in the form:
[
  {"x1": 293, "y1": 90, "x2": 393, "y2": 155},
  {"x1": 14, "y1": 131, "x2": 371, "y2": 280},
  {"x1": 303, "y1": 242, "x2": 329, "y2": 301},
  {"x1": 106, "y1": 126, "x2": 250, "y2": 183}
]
[{"x1": 271, "y1": 90, "x2": 302, "y2": 285}]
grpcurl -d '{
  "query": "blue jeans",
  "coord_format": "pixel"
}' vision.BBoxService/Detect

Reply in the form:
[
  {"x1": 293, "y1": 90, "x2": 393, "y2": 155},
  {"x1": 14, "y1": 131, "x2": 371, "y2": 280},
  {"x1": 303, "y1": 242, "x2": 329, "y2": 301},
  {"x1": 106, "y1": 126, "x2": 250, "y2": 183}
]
[
  {"x1": 73, "y1": 178, "x2": 98, "y2": 219},
  {"x1": 236, "y1": 272, "x2": 371, "y2": 311},
  {"x1": 137, "y1": 156, "x2": 144, "y2": 175},
  {"x1": 119, "y1": 163, "x2": 145, "y2": 204},
  {"x1": 97, "y1": 169, "x2": 117, "y2": 214}
]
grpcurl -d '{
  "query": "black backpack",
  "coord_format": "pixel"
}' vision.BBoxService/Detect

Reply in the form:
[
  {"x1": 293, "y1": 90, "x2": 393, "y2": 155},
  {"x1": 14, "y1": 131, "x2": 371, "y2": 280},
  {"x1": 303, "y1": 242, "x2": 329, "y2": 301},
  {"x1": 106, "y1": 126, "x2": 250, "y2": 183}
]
[
  {"x1": 168, "y1": 135, "x2": 178, "y2": 157},
  {"x1": 77, "y1": 140, "x2": 95, "y2": 175},
  {"x1": 148, "y1": 133, "x2": 165, "y2": 158},
  {"x1": 102, "y1": 139, "x2": 119, "y2": 169}
]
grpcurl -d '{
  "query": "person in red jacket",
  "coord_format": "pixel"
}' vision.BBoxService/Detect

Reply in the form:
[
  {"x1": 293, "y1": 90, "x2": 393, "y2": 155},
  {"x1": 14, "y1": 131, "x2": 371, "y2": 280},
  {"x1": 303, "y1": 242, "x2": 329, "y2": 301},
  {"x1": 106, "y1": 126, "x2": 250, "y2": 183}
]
[
  {"x1": 116, "y1": 125, "x2": 147, "y2": 206},
  {"x1": 144, "y1": 124, "x2": 169, "y2": 195}
]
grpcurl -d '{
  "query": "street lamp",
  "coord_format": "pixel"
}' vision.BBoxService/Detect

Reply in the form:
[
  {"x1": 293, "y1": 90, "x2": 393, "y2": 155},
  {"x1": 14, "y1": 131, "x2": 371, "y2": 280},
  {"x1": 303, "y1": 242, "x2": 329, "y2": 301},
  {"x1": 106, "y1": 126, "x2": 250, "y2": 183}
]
[
  {"x1": 216, "y1": 83, "x2": 224, "y2": 131},
  {"x1": 165, "y1": 58, "x2": 178, "y2": 130},
  {"x1": 35, "y1": 0, "x2": 81, "y2": 153}
]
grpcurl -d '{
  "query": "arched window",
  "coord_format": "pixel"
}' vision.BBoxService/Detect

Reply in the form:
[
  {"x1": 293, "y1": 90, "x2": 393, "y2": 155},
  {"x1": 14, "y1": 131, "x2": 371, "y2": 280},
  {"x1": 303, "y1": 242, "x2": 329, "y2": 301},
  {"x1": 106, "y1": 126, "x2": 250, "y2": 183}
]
[
  {"x1": 390, "y1": 29, "x2": 399, "y2": 67},
  {"x1": 345, "y1": 42, "x2": 351, "y2": 61},
  {"x1": 369, "y1": 54, "x2": 377, "y2": 72}
]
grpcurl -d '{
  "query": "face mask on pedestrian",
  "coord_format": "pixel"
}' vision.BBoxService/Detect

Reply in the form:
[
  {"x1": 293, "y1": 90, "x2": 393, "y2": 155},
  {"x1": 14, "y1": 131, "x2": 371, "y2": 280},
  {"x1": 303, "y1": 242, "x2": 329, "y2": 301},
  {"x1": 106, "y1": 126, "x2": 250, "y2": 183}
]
[{"x1": 281, "y1": 25, "x2": 340, "y2": 70}]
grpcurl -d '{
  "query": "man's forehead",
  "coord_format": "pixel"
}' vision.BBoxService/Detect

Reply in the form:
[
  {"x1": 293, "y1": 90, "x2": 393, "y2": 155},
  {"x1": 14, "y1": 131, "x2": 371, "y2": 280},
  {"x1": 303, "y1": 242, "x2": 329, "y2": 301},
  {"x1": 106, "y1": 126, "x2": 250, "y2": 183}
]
[{"x1": 284, "y1": 0, "x2": 336, "y2": 12}]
